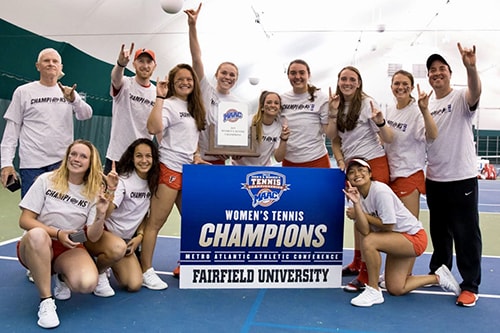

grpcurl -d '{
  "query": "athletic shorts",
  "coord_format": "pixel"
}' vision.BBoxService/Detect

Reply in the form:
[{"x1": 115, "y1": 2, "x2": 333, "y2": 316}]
[
  {"x1": 282, "y1": 153, "x2": 331, "y2": 168},
  {"x1": 367, "y1": 155, "x2": 390, "y2": 184},
  {"x1": 390, "y1": 170, "x2": 426, "y2": 198},
  {"x1": 159, "y1": 163, "x2": 182, "y2": 190},
  {"x1": 17, "y1": 239, "x2": 85, "y2": 273},
  {"x1": 402, "y1": 228, "x2": 427, "y2": 256},
  {"x1": 208, "y1": 159, "x2": 226, "y2": 165}
]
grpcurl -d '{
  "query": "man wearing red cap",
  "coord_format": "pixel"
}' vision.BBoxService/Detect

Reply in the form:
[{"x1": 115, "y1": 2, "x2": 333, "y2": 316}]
[
  {"x1": 104, "y1": 43, "x2": 157, "y2": 174},
  {"x1": 425, "y1": 43, "x2": 482, "y2": 307}
]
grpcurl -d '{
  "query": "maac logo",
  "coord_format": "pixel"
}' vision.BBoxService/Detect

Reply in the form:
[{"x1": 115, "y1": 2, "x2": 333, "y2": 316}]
[
  {"x1": 223, "y1": 108, "x2": 243, "y2": 123},
  {"x1": 241, "y1": 171, "x2": 290, "y2": 208}
]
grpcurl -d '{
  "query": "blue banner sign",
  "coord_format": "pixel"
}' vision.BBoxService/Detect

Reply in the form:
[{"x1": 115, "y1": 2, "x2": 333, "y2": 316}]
[{"x1": 180, "y1": 165, "x2": 345, "y2": 289}]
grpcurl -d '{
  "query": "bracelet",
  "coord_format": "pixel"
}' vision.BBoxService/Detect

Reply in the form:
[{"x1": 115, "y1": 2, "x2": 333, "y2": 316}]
[
  {"x1": 280, "y1": 137, "x2": 288, "y2": 142},
  {"x1": 376, "y1": 119, "x2": 386, "y2": 128},
  {"x1": 105, "y1": 189, "x2": 115, "y2": 196},
  {"x1": 156, "y1": 95, "x2": 167, "y2": 99},
  {"x1": 56, "y1": 229, "x2": 61, "y2": 240},
  {"x1": 136, "y1": 232, "x2": 144, "y2": 238},
  {"x1": 117, "y1": 60, "x2": 126, "y2": 68}
]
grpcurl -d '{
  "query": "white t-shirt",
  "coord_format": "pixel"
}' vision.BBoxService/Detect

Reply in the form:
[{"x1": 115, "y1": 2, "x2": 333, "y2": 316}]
[
  {"x1": 360, "y1": 181, "x2": 423, "y2": 235},
  {"x1": 280, "y1": 90, "x2": 329, "y2": 163},
  {"x1": 232, "y1": 119, "x2": 282, "y2": 166},
  {"x1": 19, "y1": 172, "x2": 97, "y2": 231},
  {"x1": 105, "y1": 170, "x2": 151, "y2": 239},
  {"x1": 105, "y1": 76, "x2": 156, "y2": 161},
  {"x1": 384, "y1": 100, "x2": 427, "y2": 181},
  {"x1": 1, "y1": 81, "x2": 92, "y2": 168},
  {"x1": 426, "y1": 89, "x2": 477, "y2": 181},
  {"x1": 199, "y1": 77, "x2": 243, "y2": 162},
  {"x1": 337, "y1": 98, "x2": 385, "y2": 161},
  {"x1": 159, "y1": 97, "x2": 199, "y2": 173}
]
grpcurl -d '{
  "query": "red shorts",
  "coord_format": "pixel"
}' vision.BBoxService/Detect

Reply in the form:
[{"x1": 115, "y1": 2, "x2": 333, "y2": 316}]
[
  {"x1": 209, "y1": 159, "x2": 226, "y2": 165},
  {"x1": 17, "y1": 239, "x2": 85, "y2": 272},
  {"x1": 368, "y1": 155, "x2": 390, "y2": 184},
  {"x1": 159, "y1": 163, "x2": 182, "y2": 190},
  {"x1": 282, "y1": 153, "x2": 331, "y2": 168},
  {"x1": 389, "y1": 170, "x2": 426, "y2": 198},
  {"x1": 402, "y1": 228, "x2": 428, "y2": 256}
]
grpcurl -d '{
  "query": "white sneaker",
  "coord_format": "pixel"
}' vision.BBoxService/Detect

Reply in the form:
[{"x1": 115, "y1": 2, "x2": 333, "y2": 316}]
[
  {"x1": 351, "y1": 285, "x2": 384, "y2": 307},
  {"x1": 93, "y1": 272, "x2": 115, "y2": 297},
  {"x1": 142, "y1": 268, "x2": 168, "y2": 290},
  {"x1": 37, "y1": 298, "x2": 59, "y2": 328},
  {"x1": 26, "y1": 269, "x2": 34, "y2": 283},
  {"x1": 54, "y1": 275, "x2": 71, "y2": 300},
  {"x1": 435, "y1": 264, "x2": 461, "y2": 296}
]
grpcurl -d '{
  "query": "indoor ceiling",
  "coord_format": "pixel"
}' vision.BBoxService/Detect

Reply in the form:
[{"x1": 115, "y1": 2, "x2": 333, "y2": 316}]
[{"x1": 2, "y1": 0, "x2": 499, "y2": 128}]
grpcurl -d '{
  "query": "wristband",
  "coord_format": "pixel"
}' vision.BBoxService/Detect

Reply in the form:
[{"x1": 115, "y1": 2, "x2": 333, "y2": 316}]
[
  {"x1": 376, "y1": 119, "x2": 386, "y2": 128},
  {"x1": 280, "y1": 137, "x2": 288, "y2": 142},
  {"x1": 56, "y1": 229, "x2": 61, "y2": 240},
  {"x1": 117, "y1": 60, "x2": 126, "y2": 68},
  {"x1": 156, "y1": 95, "x2": 167, "y2": 99}
]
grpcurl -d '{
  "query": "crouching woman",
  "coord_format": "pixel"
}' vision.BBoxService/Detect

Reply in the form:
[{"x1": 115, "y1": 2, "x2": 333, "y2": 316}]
[{"x1": 343, "y1": 158, "x2": 461, "y2": 307}]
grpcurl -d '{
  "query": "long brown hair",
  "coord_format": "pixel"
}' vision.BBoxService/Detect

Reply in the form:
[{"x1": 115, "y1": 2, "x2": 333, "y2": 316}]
[
  {"x1": 116, "y1": 138, "x2": 160, "y2": 197},
  {"x1": 166, "y1": 63, "x2": 206, "y2": 131},
  {"x1": 336, "y1": 66, "x2": 368, "y2": 132}
]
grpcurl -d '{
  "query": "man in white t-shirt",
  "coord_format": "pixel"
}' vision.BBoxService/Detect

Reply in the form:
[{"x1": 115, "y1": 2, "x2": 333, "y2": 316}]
[
  {"x1": 104, "y1": 44, "x2": 157, "y2": 173},
  {"x1": 425, "y1": 43, "x2": 482, "y2": 307},
  {"x1": 0, "y1": 48, "x2": 93, "y2": 197}
]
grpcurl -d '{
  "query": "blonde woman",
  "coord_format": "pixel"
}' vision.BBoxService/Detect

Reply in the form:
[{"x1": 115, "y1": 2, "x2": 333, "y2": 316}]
[
  {"x1": 17, "y1": 139, "x2": 114, "y2": 328},
  {"x1": 232, "y1": 91, "x2": 290, "y2": 166}
]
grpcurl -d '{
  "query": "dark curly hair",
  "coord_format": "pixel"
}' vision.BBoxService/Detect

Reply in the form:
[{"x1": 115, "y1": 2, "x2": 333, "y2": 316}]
[{"x1": 116, "y1": 138, "x2": 160, "y2": 196}]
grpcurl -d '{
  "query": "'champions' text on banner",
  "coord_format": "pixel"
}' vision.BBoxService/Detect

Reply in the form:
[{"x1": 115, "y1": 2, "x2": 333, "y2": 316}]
[{"x1": 180, "y1": 165, "x2": 345, "y2": 289}]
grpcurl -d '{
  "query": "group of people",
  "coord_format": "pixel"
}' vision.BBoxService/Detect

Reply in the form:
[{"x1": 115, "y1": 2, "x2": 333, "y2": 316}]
[
  {"x1": 338, "y1": 42, "x2": 482, "y2": 309},
  {"x1": 0, "y1": 1, "x2": 483, "y2": 329}
]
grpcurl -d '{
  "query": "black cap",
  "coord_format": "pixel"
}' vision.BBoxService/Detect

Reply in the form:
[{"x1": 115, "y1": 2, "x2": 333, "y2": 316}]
[{"x1": 426, "y1": 54, "x2": 451, "y2": 72}]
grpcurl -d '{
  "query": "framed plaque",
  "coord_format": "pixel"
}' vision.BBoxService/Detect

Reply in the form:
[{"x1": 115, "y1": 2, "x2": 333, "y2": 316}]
[{"x1": 205, "y1": 101, "x2": 260, "y2": 157}]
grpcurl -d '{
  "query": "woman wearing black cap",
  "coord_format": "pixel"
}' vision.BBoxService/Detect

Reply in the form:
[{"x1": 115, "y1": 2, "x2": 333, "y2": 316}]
[{"x1": 343, "y1": 158, "x2": 460, "y2": 307}]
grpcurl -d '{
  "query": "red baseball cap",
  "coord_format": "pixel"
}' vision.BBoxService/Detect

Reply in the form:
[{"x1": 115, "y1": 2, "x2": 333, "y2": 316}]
[{"x1": 134, "y1": 48, "x2": 156, "y2": 62}]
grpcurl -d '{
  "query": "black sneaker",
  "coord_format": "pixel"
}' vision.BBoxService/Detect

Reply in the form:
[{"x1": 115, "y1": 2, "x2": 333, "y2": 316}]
[{"x1": 342, "y1": 264, "x2": 360, "y2": 276}]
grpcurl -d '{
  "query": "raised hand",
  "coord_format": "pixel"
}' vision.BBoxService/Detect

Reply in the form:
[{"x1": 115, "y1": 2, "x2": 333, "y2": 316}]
[
  {"x1": 328, "y1": 86, "x2": 340, "y2": 114},
  {"x1": 457, "y1": 42, "x2": 477, "y2": 68},
  {"x1": 117, "y1": 42, "x2": 135, "y2": 67},
  {"x1": 156, "y1": 76, "x2": 169, "y2": 98},
  {"x1": 343, "y1": 181, "x2": 360, "y2": 204},
  {"x1": 103, "y1": 161, "x2": 119, "y2": 194},
  {"x1": 185, "y1": 2, "x2": 202, "y2": 25},
  {"x1": 58, "y1": 82, "x2": 77, "y2": 102},
  {"x1": 280, "y1": 123, "x2": 290, "y2": 142},
  {"x1": 370, "y1": 100, "x2": 384, "y2": 125},
  {"x1": 417, "y1": 83, "x2": 433, "y2": 113}
]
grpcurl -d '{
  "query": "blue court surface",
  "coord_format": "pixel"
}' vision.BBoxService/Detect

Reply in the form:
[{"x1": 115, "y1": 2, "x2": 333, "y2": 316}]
[{"x1": 1, "y1": 235, "x2": 499, "y2": 333}]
